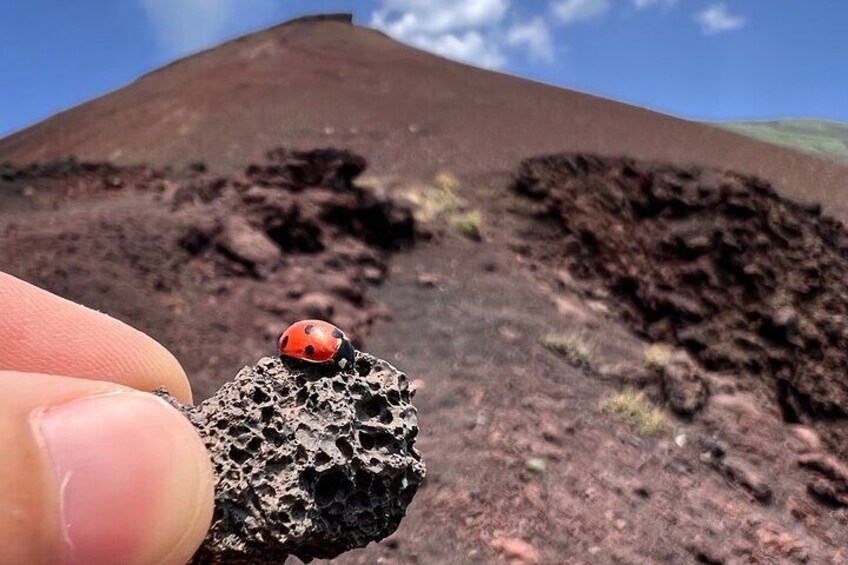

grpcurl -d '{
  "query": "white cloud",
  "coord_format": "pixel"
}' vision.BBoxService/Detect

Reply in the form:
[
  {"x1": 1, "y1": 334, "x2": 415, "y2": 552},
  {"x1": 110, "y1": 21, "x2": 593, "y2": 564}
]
[
  {"x1": 506, "y1": 18, "x2": 555, "y2": 63},
  {"x1": 372, "y1": 0, "x2": 510, "y2": 34},
  {"x1": 551, "y1": 0, "x2": 611, "y2": 25},
  {"x1": 408, "y1": 30, "x2": 508, "y2": 68},
  {"x1": 140, "y1": 0, "x2": 271, "y2": 57},
  {"x1": 371, "y1": 0, "x2": 514, "y2": 68},
  {"x1": 696, "y1": 3, "x2": 746, "y2": 35}
]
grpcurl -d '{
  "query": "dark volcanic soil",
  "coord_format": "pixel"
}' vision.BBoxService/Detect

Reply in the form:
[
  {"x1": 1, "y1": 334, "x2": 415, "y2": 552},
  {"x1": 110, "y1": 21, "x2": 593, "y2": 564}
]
[
  {"x1": 511, "y1": 154, "x2": 848, "y2": 460},
  {"x1": 0, "y1": 149, "x2": 414, "y2": 398}
]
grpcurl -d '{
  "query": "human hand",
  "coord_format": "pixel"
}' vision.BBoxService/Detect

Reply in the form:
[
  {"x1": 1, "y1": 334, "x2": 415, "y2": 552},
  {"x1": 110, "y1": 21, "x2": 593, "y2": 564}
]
[{"x1": 0, "y1": 272, "x2": 214, "y2": 564}]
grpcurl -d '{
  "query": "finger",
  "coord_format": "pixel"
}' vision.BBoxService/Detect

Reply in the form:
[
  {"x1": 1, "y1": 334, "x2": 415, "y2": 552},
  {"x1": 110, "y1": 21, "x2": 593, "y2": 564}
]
[
  {"x1": 0, "y1": 272, "x2": 192, "y2": 403},
  {"x1": 0, "y1": 371, "x2": 214, "y2": 565}
]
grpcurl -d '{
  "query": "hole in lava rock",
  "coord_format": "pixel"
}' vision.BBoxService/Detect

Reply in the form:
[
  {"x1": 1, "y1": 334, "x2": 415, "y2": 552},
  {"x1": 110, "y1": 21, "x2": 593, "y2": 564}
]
[
  {"x1": 178, "y1": 227, "x2": 213, "y2": 255},
  {"x1": 252, "y1": 387, "x2": 270, "y2": 404},
  {"x1": 263, "y1": 426, "x2": 283, "y2": 446},
  {"x1": 261, "y1": 406, "x2": 274, "y2": 421},
  {"x1": 246, "y1": 437, "x2": 262, "y2": 452},
  {"x1": 353, "y1": 468, "x2": 372, "y2": 490},
  {"x1": 386, "y1": 390, "x2": 401, "y2": 406},
  {"x1": 290, "y1": 500, "x2": 307, "y2": 519},
  {"x1": 295, "y1": 388, "x2": 309, "y2": 406},
  {"x1": 351, "y1": 491, "x2": 370, "y2": 508},
  {"x1": 359, "y1": 431, "x2": 375, "y2": 450},
  {"x1": 336, "y1": 437, "x2": 354, "y2": 460},
  {"x1": 355, "y1": 357, "x2": 373, "y2": 375},
  {"x1": 314, "y1": 469, "x2": 352, "y2": 507},
  {"x1": 357, "y1": 396, "x2": 387, "y2": 419},
  {"x1": 254, "y1": 483, "x2": 276, "y2": 499},
  {"x1": 229, "y1": 445, "x2": 251, "y2": 465},
  {"x1": 359, "y1": 429, "x2": 396, "y2": 451}
]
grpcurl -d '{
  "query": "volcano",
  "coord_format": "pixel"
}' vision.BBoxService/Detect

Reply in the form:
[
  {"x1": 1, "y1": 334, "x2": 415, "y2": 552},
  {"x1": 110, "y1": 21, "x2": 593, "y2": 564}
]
[
  {"x1": 3, "y1": 13, "x2": 848, "y2": 564},
  {"x1": 1, "y1": 14, "x2": 847, "y2": 219}
]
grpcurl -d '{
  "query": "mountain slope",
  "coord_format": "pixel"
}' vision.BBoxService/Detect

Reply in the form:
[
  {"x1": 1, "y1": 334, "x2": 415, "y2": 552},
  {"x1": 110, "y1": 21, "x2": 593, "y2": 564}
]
[
  {"x1": 717, "y1": 120, "x2": 848, "y2": 164},
  {"x1": 2, "y1": 14, "x2": 847, "y2": 220}
]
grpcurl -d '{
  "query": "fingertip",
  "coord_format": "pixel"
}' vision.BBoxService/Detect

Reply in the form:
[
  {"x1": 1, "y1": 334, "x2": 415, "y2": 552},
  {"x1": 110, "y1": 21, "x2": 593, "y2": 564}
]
[
  {"x1": 110, "y1": 328, "x2": 193, "y2": 404},
  {"x1": 34, "y1": 392, "x2": 214, "y2": 564},
  {"x1": 0, "y1": 273, "x2": 193, "y2": 403},
  {"x1": 0, "y1": 373, "x2": 213, "y2": 564}
]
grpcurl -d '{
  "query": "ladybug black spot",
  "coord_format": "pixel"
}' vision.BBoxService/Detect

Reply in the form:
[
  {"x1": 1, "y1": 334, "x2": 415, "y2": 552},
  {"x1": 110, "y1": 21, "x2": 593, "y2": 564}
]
[
  {"x1": 305, "y1": 345, "x2": 315, "y2": 356},
  {"x1": 332, "y1": 329, "x2": 344, "y2": 339},
  {"x1": 304, "y1": 324, "x2": 314, "y2": 335},
  {"x1": 279, "y1": 335, "x2": 289, "y2": 349}
]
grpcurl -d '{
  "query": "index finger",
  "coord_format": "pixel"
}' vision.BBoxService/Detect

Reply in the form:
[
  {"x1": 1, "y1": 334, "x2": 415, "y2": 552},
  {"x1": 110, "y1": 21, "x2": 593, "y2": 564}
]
[{"x1": 0, "y1": 272, "x2": 192, "y2": 403}]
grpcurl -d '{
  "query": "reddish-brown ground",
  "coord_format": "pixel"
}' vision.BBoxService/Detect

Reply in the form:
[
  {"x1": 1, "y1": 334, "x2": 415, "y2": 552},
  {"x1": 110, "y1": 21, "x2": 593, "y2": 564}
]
[
  {"x1": 3, "y1": 152, "x2": 847, "y2": 564},
  {"x1": 0, "y1": 150, "x2": 415, "y2": 397},
  {"x1": 3, "y1": 13, "x2": 848, "y2": 565},
  {"x1": 1, "y1": 15, "x2": 847, "y2": 221}
]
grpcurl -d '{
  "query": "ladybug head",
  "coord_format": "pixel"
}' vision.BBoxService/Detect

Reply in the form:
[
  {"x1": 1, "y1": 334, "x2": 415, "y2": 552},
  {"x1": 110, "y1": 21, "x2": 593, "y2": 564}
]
[{"x1": 334, "y1": 337, "x2": 356, "y2": 370}]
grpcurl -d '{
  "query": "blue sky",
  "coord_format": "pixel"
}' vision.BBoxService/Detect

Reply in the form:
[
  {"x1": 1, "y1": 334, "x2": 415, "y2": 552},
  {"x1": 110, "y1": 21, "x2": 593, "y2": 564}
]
[{"x1": 1, "y1": 1, "x2": 846, "y2": 137}]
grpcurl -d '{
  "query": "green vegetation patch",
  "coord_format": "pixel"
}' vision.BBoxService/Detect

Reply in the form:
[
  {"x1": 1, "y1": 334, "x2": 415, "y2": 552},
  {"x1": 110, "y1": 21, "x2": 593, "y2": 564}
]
[{"x1": 716, "y1": 119, "x2": 848, "y2": 163}]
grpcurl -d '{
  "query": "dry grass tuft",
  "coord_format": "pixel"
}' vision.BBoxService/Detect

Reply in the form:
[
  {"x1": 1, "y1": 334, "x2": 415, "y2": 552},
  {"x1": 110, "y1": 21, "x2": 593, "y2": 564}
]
[
  {"x1": 644, "y1": 343, "x2": 673, "y2": 370},
  {"x1": 542, "y1": 332, "x2": 594, "y2": 368},
  {"x1": 600, "y1": 388, "x2": 666, "y2": 436},
  {"x1": 450, "y1": 210, "x2": 483, "y2": 241},
  {"x1": 404, "y1": 173, "x2": 483, "y2": 240}
]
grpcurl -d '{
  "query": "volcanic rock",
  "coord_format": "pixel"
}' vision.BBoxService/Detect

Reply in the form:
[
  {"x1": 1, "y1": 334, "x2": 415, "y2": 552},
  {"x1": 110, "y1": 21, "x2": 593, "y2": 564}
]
[
  {"x1": 159, "y1": 352, "x2": 425, "y2": 563},
  {"x1": 217, "y1": 216, "x2": 281, "y2": 271},
  {"x1": 713, "y1": 456, "x2": 773, "y2": 504},
  {"x1": 661, "y1": 351, "x2": 709, "y2": 417}
]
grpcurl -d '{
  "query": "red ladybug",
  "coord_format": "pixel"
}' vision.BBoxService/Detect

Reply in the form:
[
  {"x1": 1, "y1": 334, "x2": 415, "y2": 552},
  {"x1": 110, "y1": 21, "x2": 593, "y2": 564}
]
[{"x1": 277, "y1": 319, "x2": 356, "y2": 369}]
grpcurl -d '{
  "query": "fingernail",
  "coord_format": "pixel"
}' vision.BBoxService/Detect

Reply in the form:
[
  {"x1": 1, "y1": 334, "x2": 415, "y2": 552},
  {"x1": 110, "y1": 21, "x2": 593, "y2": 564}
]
[{"x1": 33, "y1": 392, "x2": 214, "y2": 565}]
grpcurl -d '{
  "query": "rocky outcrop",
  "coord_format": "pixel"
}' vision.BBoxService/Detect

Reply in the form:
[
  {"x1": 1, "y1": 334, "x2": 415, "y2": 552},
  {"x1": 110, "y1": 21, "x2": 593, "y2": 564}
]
[{"x1": 512, "y1": 153, "x2": 848, "y2": 456}]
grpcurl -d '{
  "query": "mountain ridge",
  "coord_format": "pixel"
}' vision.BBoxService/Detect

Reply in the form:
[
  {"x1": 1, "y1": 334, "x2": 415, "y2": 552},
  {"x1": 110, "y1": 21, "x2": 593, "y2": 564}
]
[{"x1": 2, "y1": 14, "x2": 846, "y2": 219}]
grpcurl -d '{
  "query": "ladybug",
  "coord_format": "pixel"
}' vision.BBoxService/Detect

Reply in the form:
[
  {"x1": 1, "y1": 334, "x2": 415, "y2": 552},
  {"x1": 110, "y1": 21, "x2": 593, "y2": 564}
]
[{"x1": 277, "y1": 319, "x2": 356, "y2": 369}]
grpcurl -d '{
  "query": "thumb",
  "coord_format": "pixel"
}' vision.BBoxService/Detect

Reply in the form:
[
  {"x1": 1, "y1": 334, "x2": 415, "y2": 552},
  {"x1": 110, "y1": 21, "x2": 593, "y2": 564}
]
[{"x1": 0, "y1": 371, "x2": 214, "y2": 565}]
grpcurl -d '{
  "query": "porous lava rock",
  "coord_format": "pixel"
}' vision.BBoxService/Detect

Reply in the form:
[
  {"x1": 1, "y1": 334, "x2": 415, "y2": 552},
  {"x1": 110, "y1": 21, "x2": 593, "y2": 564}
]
[{"x1": 159, "y1": 352, "x2": 425, "y2": 563}]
